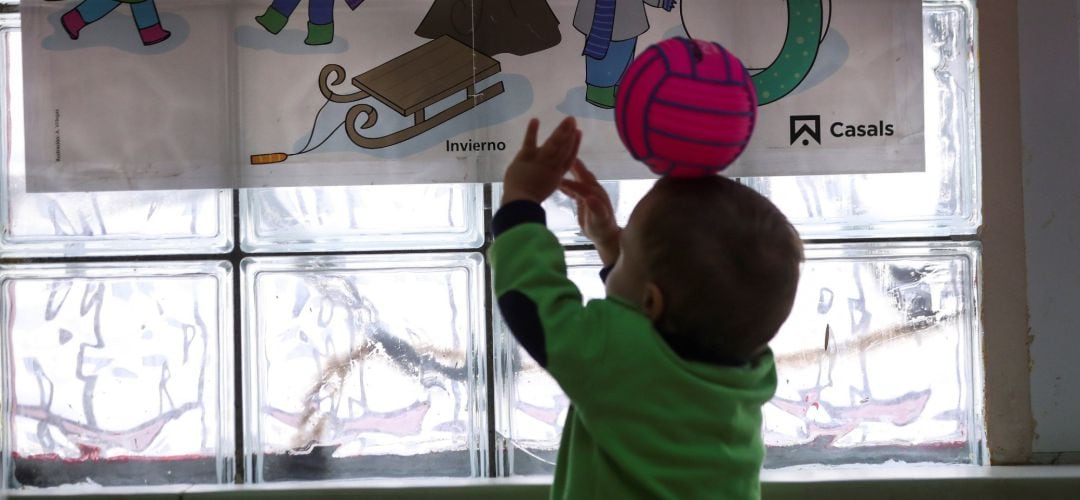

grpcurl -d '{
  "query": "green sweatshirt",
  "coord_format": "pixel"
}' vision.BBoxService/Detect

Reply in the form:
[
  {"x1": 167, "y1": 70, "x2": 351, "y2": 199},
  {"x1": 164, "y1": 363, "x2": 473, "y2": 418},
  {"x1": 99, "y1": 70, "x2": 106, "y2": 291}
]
[{"x1": 491, "y1": 200, "x2": 778, "y2": 499}]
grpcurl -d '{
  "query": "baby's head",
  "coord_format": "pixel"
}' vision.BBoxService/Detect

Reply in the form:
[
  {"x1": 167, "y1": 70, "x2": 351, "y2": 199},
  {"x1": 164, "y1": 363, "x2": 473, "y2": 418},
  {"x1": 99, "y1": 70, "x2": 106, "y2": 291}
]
[{"x1": 605, "y1": 176, "x2": 803, "y2": 365}]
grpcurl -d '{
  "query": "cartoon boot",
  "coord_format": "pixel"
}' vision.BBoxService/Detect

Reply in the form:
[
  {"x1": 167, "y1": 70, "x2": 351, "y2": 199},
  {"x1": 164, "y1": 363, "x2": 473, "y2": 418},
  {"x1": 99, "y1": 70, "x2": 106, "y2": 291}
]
[
  {"x1": 139, "y1": 23, "x2": 171, "y2": 45},
  {"x1": 585, "y1": 84, "x2": 617, "y2": 109},
  {"x1": 305, "y1": 21, "x2": 334, "y2": 45},
  {"x1": 256, "y1": 5, "x2": 289, "y2": 34},
  {"x1": 60, "y1": 8, "x2": 88, "y2": 40}
]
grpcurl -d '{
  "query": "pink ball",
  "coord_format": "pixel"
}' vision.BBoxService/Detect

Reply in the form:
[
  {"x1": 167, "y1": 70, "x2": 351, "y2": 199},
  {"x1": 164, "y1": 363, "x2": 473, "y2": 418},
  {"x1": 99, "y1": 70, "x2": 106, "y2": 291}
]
[{"x1": 616, "y1": 38, "x2": 757, "y2": 178}]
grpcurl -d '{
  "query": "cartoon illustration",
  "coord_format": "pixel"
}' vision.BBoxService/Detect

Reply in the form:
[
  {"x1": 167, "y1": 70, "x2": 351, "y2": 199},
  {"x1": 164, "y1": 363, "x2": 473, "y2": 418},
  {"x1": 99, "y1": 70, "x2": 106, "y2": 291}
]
[
  {"x1": 53, "y1": 0, "x2": 171, "y2": 46},
  {"x1": 574, "y1": 0, "x2": 677, "y2": 109},
  {"x1": 252, "y1": 1, "x2": 573, "y2": 165},
  {"x1": 251, "y1": 36, "x2": 505, "y2": 164},
  {"x1": 416, "y1": 0, "x2": 562, "y2": 57},
  {"x1": 682, "y1": 0, "x2": 830, "y2": 105},
  {"x1": 256, "y1": 0, "x2": 365, "y2": 46}
]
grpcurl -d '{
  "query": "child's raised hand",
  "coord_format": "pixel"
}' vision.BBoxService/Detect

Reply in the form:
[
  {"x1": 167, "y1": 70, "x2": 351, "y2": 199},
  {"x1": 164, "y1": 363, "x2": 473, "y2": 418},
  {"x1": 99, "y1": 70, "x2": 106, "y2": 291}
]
[
  {"x1": 501, "y1": 117, "x2": 582, "y2": 206},
  {"x1": 559, "y1": 160, "x2": 622, "y2": 267}
]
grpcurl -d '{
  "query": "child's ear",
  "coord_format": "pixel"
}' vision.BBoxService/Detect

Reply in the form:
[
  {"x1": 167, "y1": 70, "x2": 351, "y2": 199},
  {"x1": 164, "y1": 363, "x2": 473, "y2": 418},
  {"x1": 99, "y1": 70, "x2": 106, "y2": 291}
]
[{"x1": 642, "y1": 282, "x2": 665, "y2": 322}]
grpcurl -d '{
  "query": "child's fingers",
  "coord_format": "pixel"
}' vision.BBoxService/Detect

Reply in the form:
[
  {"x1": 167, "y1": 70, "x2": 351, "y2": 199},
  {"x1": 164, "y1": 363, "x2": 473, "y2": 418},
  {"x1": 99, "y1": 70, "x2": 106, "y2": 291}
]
[
  {"x1": 560, "y1": 179, "x2": 597, "y2": 198},
  {"x1": 558, "y1": 182, "x2": 585, "y2": 198},
  {"x1": 564, "y1": 170, "x2": 608, "y2": 205},
  {"x1": 569, "y1": 161, "x2": 586, "y2": 182},
  {"x1": 563, "y1": 182, "x2": 614, "y2": 226},
  {"x1": 558, "y1": 186, "x2": 589, "y2": 226},
  {"x1": 552, "y1": 127, "x2": 577, "y2": 165},
  {"x1": 580, "y1": 164, "x2": 600, "y2": 185},
  {"x1": 586, "y1": 195, "x2": 613, "y2": 218},
  {"x1": 539, "y1": 117, "x2": 577, "y2": 162},
  {"x1": 521, "y1": 118, "x2": 540, "y2": 153},
  {"x1": 562, "y1": 130, "x2": 583, "y2": 171},
  {"x1": 570, "y1": 160, "x2": 601, "y2": 188},
  {"x1": 558, "y1": 182, "x2": 586, "y2": 204},
  {"x1": 559, "y1": 116, "x2": 577, "y2": 133},
  {"x1": 537, "y1": 119, "x2": 567, "y2": 152}
]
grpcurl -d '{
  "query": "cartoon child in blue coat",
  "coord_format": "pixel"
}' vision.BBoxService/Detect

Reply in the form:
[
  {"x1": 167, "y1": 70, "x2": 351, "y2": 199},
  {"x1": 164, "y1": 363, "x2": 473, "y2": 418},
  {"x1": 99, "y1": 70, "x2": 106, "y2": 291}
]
[
  {"x1": 574, "y1": 0, "x2": 676, "y2": 108},
  {"x1": 57, "y1": 0, "x2": 171, "y2": 46}
]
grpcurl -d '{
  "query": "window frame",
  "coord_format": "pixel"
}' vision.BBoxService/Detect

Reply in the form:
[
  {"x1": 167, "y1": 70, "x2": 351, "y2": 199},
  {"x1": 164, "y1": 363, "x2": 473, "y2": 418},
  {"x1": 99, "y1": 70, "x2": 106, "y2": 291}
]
[{"x1": 0, "y1": 0, "x2": 1026, "y2": 488}]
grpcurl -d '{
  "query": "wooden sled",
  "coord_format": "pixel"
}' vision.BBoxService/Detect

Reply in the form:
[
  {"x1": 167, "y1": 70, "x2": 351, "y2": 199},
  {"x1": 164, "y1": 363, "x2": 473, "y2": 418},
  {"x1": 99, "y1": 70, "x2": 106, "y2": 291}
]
[{"x1": 318, "y1": 35, "x2": 505, "y2": 149}]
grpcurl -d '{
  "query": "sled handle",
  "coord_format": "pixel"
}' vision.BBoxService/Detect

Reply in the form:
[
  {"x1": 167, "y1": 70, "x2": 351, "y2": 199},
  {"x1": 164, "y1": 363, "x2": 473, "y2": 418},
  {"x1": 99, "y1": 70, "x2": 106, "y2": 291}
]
[{"x1": 251, "y1": 153, "x2": 289, "y2": 165}]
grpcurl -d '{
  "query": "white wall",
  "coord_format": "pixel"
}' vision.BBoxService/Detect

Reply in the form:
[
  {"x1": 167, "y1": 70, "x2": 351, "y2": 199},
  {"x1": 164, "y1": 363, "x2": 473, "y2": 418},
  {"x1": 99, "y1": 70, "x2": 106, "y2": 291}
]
[{"x1": 1018, "y1": 0, "x2": 1080, "y2": 455}]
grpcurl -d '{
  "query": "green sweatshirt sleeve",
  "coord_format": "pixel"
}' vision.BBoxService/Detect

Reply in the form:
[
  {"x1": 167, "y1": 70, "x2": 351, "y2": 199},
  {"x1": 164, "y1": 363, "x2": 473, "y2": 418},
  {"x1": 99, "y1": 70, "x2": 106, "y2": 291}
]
[{"x1": 490, "y1": 200, "x2": 616, "y2": 398}]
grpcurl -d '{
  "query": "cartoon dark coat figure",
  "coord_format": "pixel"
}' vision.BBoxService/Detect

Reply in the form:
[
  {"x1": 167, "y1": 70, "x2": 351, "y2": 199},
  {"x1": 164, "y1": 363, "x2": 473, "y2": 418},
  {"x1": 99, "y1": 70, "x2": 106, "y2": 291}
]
[
  {"x1": 574, "y1": 0, "x2": 675, "y2": 108},
  {"x1": 58, "y1": 0, "x2": 171, "y2": 46},
  {"x1": 257, "y1": 0, "x2": 365, "y2": 46}
]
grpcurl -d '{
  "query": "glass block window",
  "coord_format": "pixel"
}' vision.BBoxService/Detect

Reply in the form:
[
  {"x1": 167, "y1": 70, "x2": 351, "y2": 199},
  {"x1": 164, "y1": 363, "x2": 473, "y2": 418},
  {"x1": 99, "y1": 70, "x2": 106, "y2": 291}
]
[
  {"x1": 0, "y1": 261, "x2": 234, "y2": 487},
  {"x1": 240, "y1": 185, "x2": 484, "y2": 253},
  {"x1": 1, "y1": 0, "x2": 984, "y2": 492},
  {"x1": 495, "y1": 245, "x2": 982, "y2": 476},
  {"x1": 492, "y1": 1, "x2": 984, "y2": 474},
  {"x1": 0, "y1": 24, "x2": 232, "y2": 258},
  {"x1": 493, "y1": 181, "x2": 655, "y2": 246},
  {"x1": 492, "y1": 252, "x2": 604, "y2": 476},
  {"x1": 744, "y1": 1, "x2": 981, "y2": 240},
  {"x1": 241, "y1": 254, "x2": 486, "y2": 482},
  {"x1": 761, "y1": 243, "x2": 982, "y2": 466},
  {"x1": 496, "y1": 0, "x2": 980, "y2": 245},
  {"x1": 0, "y1": 8, "x2": 490, "y2": 488}
]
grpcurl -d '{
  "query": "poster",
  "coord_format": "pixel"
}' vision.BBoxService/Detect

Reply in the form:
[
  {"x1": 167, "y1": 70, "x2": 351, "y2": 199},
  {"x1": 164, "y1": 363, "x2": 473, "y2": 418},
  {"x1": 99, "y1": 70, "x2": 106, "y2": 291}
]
[{"x1": 22, "y1": 0, "x2": 924, "y2": 192}]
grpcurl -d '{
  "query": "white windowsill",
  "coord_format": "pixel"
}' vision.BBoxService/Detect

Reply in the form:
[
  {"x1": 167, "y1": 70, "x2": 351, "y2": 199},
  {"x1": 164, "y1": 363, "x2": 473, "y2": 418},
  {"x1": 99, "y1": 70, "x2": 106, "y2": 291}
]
[{"x1": 7, "y1": 466, "x2": 1080, "y2": 499}]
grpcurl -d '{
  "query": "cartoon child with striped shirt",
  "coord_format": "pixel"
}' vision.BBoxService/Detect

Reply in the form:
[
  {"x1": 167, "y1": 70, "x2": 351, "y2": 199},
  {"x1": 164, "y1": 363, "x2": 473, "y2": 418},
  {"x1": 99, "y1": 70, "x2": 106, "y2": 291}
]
[{"x1": 574, "y1": 0, "x2": 676, "y2": 108}]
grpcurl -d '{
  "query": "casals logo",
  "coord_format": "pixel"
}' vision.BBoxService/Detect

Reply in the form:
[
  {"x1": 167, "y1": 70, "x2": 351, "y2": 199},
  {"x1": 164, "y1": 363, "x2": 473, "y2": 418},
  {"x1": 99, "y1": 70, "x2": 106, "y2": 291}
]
[
  {"x1": 791, "y1": 115, "x2": 897, "y2": 146},
  {"x1": 790, "y1": 115, "x2": 822, "y2": 146}
]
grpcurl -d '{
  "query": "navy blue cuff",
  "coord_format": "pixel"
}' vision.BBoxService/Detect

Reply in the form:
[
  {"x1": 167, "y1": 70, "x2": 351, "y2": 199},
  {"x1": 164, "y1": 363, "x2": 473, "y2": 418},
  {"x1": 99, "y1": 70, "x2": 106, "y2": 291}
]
[
  {"x1": 493, "y1": 200, "x2": 546, "y2": 237},
  {"x1": 599, "y1": 266, "x2": 613, "y2": 283}
]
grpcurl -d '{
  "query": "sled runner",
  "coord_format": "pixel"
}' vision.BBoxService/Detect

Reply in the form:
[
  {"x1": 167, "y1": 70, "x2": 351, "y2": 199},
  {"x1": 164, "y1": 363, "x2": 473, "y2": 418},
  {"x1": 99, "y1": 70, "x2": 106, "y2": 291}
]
[{"x1": 319, "y1": 35, "x2": 505, "y2": 149}]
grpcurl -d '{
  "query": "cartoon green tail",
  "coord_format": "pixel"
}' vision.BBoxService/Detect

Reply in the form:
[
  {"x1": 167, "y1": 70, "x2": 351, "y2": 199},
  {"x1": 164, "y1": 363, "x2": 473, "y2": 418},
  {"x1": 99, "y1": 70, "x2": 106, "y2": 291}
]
[{"x1": 752, "y1": 0, "x2": 823, "y2": 105}]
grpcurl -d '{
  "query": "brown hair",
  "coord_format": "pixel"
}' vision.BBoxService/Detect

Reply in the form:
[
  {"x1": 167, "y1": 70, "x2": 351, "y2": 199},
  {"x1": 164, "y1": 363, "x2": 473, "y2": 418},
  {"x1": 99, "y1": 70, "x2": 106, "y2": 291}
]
[{"x1": 637, "y1": 176, "x2": 803, "y2": 365}]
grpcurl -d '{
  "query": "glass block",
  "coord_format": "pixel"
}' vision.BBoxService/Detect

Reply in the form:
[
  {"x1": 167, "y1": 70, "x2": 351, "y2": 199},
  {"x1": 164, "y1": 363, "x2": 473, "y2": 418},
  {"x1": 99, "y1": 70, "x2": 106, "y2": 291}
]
[
  {"x1": 491, "y1": 181, "x2": 654, "y2": 246},
  {"x1": 743, "y1": 0, "x2": 980, "y2": 239},
  {"x1": 242, "y1": 253, "x2": 486, "y2": 482},
  {"x1": 495, "y1": 243, "x2": 982, "y2": 475},
  {"x1": 493, "y1": 251, "x2": 603, "y2": 476},
  {"x1": 0, "y1": 23, "x2": 233, "y2": 258},
  {"x1": 0, "y1": 261, "x2": 235, "y2": 488},
  {"x1": 765, "y1": 242, "x2": 982, "y2": 466},
  {"x1": 240, "y1": 184, "x2": 484, "y2": 253}
]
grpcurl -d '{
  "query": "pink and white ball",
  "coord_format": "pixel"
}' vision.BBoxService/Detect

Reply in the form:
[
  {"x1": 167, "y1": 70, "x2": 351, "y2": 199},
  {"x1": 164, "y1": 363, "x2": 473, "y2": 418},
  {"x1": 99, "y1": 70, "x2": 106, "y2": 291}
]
[{"x1": 615, "y1": 38, "x2": 757, "y2": 178}]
